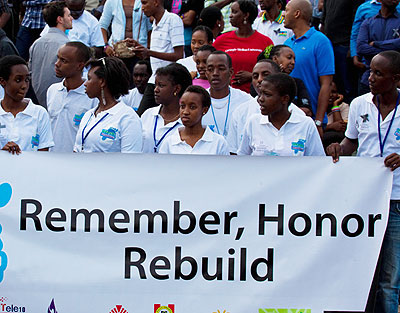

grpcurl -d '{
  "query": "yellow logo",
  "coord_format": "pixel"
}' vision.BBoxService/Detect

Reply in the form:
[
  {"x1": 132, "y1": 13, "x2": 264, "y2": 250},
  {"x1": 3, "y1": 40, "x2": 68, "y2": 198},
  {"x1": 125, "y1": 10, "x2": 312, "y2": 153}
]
[
  {"x1": 213, "y1": 310, "x2": 230, "y2": 313},
  {"x1": 155, "y1": 306, "x2": 174, "y2": 313}
]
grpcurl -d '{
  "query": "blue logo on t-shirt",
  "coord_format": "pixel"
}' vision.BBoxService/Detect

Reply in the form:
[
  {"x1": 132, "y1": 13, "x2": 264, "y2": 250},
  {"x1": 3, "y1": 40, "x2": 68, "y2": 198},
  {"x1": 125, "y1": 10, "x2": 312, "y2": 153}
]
[
  {"x1": 0, "y1": 182, "x2": 12, "y2": 283},
  {"x1": 73, "y1": 113, "x2": 84, "y2": 126},
  {"x1": 31, "y1": 134, "x2": 39, "y2": 148},
  {"x1": 100, "y1": 127, "x2": 118, "y2": 140},
  {"x1": 208, "y1": 125, "x2": 216, "y2": 132},
  {"x1": 291, "y1": 139, "x2": 306, "y2": 154},
  {"x1": 394, "y1": 128, "x2": 400, "y2": 140}
]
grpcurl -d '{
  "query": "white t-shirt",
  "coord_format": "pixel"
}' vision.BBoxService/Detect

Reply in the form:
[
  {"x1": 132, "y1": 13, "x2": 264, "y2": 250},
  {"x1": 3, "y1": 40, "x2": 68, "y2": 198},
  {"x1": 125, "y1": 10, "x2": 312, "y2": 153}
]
[
  {"x1": 148, "y1": 11, "x2": 184, "y2": 84},
  {"x1": 141, "y1": 104, "x2": 183, "y2": 153},
  {"x1": 227, "y1": 98, "x2": 305, "y2": 153},
  {"x1": 177, "y1": 56, "x2": 197, "y2": 73},
  {"x1": 120, "y1": 88, "x2": 143, "y2": 112},
  {"x1": 0, "y1": 99, "x2": 54, "y2": 150},
  {"x1": 47, "y1": 80, "x2": 98, "y2": 152},
  {"x1": 238, "y1": 112, "x2": 324, "y2": 156},
  {"x1": 73, "y1": 101, "x2": 143, "y2": 153},
  {"x1": 41, "y1": 11, "x2": 105, "y2": 47},
  {"x1": 159, "y1": 126, "x2": 229, "y2": 155},
  {"x1": 345, "y1": 92, "x2": 400, "y2": 199},
  {"x1": 203, "y1": 86, "x2": 253, "y2": 138}
]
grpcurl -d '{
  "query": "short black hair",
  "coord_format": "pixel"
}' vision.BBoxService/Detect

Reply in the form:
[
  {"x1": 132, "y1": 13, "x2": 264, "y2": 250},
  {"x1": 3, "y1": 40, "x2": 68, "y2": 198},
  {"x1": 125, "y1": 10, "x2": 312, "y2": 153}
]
[
  {"x1": 254, "y1": 59, "x2": 281, "y2": 74},
  {"x1": 65, "y1": 41, "x2": 91, "y2": 63},
  {"x1": 135, "y1": 59, "x2": 152, "y2": 76},
  {"x1": 0, "y1": 55, "x2": 28, "y2": 81},
  {"x1": 198, "y1": 44, "x2": 216, "y2": 54},
  {"x1": 379, "y1": 50, "x2": 400, "y2": 75},
  {"x1": 264, "y1": 73, "x2": 297, "y2": 104},
  {"x1": 236, "y1": 0, "x2": 259, "y2": 25},
  {"x1": 43, "y1": 1, "x2": 67, "y2": 27},
  {"x1": 184, "y1": 85, "x2": 212, "y2": 108},
  {"x1": 86, "y1": 57, "x2": 130, "y2": 99},
  {"x1": 192, "y1": 25, "x2": 214, "y2": 43},
  {"x1": 198, "y1": 6, "x2": 223, "y2": 30},
  {"x1": 269, "y1": 45, "x2": 292, "y2": 59},
  {"x1": 208, "y1": 50, "x2": 232, "y2": 68},
  {"x1": 156, "y1": 63, "x2": 193, "y2": 97}
]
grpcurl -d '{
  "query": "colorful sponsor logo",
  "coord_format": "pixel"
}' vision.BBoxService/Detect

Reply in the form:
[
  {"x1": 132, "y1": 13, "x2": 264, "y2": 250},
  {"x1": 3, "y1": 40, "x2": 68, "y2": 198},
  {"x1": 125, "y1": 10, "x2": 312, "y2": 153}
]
[
  {"x1": 259, "y1": 309, "x2": 311, "y2": 313},
  {"x1": 47, "y1": 298, "x2": 58, "y2": 313},
  {"x1": 154, "y1": 304, "x2": 174, "y2": 313},
  {"x1": 0, "y1": 183, "x2": 11, "y2": 284},
  {"x1": 73, "y1": 113, "x2": 85, "y2": 126},
  {"x1": 0, "y1": 296, "x2": 26, "y2": 312},
  {"x1": 291, "y1": 139, "x2": 306, "y2": 154},
  {"x1": 395, "y1": 128, "x2": 400, "y2": 140},
  {"x1": 31, "y1": 134, "x2": 40, "y2": 148},
  {"x1": 213, "y1": 310, "x2": 230, "y2": 313},
  {"x1": 109, "y1": 305, "x2": 128, "y2": 313},
  {"x1": 100, "y1": 127, "x2": 118, "y2": 141}
]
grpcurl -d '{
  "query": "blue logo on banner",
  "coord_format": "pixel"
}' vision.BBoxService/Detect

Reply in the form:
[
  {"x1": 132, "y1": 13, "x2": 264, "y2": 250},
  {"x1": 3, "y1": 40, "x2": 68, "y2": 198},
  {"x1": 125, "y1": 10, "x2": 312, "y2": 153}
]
[{"x1": 0, "y1": 183, "x2": 11, "y2": 283}]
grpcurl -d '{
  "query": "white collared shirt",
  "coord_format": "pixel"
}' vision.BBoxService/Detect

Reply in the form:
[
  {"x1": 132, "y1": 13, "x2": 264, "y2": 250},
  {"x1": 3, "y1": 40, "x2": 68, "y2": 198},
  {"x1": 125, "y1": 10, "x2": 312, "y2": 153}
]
[
  {"x1": 0, "y1": 99, "x2": 54, "y2": 150},
  {"x1": 159, "y1": 126, "x2": 229, "y2": 155},
  {"x1": 120, "y1": 88, "x2": 143, "y2": 111},
  {"x1": 238, "y1": 112, "x2": 324, "y2": 156},
  {"x1": 227, "y1": 98, "x2": 305, "y2": 154},
  {"x1": 41, "y1": 11, "x2": 105, "y2": 47},
  {"x1": 47, "y1": 80, "x2": 98, "y2": 152},
  {"x1": 73, "y1": 101, "x2": 142, "y2": 153},
  {"x1": 346, "y1": 92, "x2": 400, "y2": 199},
  {"x1": 253, "y1": 12, "x2": 293, "y2": 45},
  {"x1": 141, "y1": 104, "x2": 183, "y2": 153},
  {"x1": 148, "y1": 11, "x2": 184, "y2": 84},
  {"x1": 203, "y1": 86, "x2": 253, "y2": 138},
  {"x1": 177, "y1": 56, "x2": 197, "y2": 73}
]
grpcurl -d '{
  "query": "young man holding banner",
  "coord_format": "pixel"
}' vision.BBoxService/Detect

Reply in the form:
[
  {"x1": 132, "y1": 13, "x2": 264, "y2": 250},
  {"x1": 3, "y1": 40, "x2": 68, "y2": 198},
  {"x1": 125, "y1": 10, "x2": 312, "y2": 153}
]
[{"x1": 326, "y1": 50, "x2": 400, "y2": 312}]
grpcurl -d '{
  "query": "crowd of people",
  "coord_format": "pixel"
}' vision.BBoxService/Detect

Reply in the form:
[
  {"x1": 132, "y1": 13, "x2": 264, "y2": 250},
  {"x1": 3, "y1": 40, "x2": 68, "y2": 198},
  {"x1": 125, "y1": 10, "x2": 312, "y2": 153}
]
[{"x1": 0, "y1": 0, "x2": 399, "y2": 311}]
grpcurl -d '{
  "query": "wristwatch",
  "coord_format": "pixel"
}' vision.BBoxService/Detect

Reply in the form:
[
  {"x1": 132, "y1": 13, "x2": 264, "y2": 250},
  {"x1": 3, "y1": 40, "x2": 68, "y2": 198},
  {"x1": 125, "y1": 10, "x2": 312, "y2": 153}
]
[{"x1": 315, "y1": 120, "x2": 322, "y2": 127}]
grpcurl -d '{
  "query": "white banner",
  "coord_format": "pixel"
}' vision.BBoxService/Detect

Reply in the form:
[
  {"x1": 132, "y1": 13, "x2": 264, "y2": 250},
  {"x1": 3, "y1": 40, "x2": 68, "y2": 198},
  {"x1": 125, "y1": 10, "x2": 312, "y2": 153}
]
[{"x1": 0, "y1": 153, "x2": 393, "y2": 313}]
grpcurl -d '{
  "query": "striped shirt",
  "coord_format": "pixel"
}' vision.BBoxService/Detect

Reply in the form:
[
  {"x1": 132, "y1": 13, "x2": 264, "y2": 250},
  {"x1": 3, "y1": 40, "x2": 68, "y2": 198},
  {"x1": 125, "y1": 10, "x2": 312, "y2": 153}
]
[
  {"x1": 148, "y1": 10, "x2": 184, "y2": 84},
  {"x1": 21, "y1": 0, "x2": 51, "y2": 29}
]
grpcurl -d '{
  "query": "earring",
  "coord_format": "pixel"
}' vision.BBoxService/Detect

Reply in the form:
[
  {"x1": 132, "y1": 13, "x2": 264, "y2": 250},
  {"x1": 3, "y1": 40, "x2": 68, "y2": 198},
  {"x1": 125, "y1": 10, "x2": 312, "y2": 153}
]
[
  {"x1": 101, "y1": 87, "x2": 106, "y2": 106},
  {"x1": 173, "y1": 91, "x2": 177, "y2": 97},
  {"x1": 218, "y1": 23, "x2": 221, "y2": 27},
  {"x1": 243, "y1": 19, "x2": 247, "y2": 25}
]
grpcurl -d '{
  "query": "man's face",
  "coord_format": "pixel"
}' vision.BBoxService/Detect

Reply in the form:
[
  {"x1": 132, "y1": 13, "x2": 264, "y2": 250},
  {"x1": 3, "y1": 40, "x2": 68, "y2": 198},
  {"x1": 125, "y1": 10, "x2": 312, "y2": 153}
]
[
  {"x1": 66, "y1": 0, "x2": 85, "y2": 19},
  {"x1": 263, "y1": 0, "x2": 277, "y2": 11},
  {"x1": 132, "y1": 64, "x2": 150, "y2": 94},
  {"x1": 381, "y1": 0, "x2": 400, "y2": 9},
  {"x1": 283, "y1": 1, "x2": 295, "y2": 29},
  {"x1": 369, "y1": 55, "x2": 398, "y2": 95},
  {"x1": 55, "y1": 45, "x2": 82, "y2": 78},
  {"x1": 141, "y1": 0, "x2": 157, "y2": 17},
  {"x1": 206, "y1": 54, "x2": 233, "y2": 91},
  {"x1": 60, "y1": 7, "x2": 73, "y2": 29}
]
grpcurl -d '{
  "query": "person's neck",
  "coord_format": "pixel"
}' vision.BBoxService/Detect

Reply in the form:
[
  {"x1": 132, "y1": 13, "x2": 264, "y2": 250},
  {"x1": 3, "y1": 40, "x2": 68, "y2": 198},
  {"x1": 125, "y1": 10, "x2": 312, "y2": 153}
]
[
  {"x1": 55, "y1": 24, "x2": 66, "y2": 33},
  {"x1": 268, "y1": 109, "x2": 291, "y2": 130},
  {"x1": 154, "y1": 8, "x2": 165, "y2": 24},
  {"x1": 160, "y1": 101, "x2": 180, "y2": 125},
  {"x1": 96, "y1": 92, "x2": 117, "y2": 115},
  {"x1": 265, "y1": 6, "x2": 280, "y2": 22},
  {"x1": 210, "y1": 86, "x2": 230, "y2": 99},
  {"x1": 64, "y1": 74, "x2": 84, "y2": 91},
  {"x1": 235, "y1": 25, "x2": 254, "y2": 38},
  {"x1": 380, "y1": 5, "x2": 396, "y2": 18},
  {"x1": 180, "y1": 123, "x2": 205, "y2": 148},
  {"x1": 377, "y1": 89, "x2": 399, "y2": 108},
  {"x1": 1, "y1": 97, "x2": 27, "y2": 117},
  {"x1": 292, "y1": 22, "x2": 310, "y2": 39}
]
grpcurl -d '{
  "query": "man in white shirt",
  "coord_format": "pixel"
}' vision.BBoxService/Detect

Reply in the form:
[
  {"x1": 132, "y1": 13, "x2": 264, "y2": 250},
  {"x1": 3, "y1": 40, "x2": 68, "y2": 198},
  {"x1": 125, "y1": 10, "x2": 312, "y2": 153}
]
[
  {"x1": 203, "y1": 50, "x2": 253, "y2": 138},
  {"x1": 129, "y1": 0, "x2": 184, "y2": 116},
  {"x1": 47, "y1": 41, "x2": 98, "y2": 152}
]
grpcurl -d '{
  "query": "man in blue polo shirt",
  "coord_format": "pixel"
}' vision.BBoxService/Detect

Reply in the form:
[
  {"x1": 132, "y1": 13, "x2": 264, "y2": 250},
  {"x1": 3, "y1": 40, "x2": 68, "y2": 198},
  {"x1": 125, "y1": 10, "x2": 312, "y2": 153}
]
[
  {"x1": 283, "y1": 0, "x2": 334, "y2": 136},
  {"x1": 357, "y1": 0, "x2": 400, "y2": 94}
]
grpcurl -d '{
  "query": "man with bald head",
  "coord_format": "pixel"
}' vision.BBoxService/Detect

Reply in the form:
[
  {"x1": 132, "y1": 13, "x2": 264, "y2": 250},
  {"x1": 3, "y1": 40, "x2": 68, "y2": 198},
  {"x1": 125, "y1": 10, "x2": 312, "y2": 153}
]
[{"x1": 284, "y1": 0, "x2": 334, "y2": 136}]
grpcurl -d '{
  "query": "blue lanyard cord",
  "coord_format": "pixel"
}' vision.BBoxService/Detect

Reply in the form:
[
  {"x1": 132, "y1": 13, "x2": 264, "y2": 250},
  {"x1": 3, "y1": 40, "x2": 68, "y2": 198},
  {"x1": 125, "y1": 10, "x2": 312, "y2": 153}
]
[
  {"x1": 377, "y1": 92, "x2": 400, "y2": 157},
  {"x1": 153, "y1": 115, "x2": 179, "y2": 152},
  {"x1": 210, "y1": 90, "x2": 231, "y2": 136},
  {"x1": 81, "y1": 112, "x2": 109, "y2": 151}
]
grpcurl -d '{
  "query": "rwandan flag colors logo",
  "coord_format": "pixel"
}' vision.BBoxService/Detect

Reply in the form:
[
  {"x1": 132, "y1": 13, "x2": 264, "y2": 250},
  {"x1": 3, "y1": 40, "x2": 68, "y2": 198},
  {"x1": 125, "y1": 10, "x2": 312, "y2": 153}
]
[
  {"x1": 109, "y1": 305, "x2": 128, "y2": 313},
  {"x1": 154, "y1": 304, "x2": 174, "y2": 313}
]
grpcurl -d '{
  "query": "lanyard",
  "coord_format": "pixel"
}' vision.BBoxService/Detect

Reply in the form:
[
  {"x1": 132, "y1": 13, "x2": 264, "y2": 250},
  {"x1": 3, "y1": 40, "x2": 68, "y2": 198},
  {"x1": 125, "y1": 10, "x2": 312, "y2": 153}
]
[
  {"x1": 81, "y1": 112, "x2": 109, "y2": 151},
  {"x1": 377, "y1": 92, "x2": 400, "y2": 157},
  {"x1": 153, "y1": 115, "x2": 179, "y2": 153},
  {"x1": 210, "y1": 91, "x2": 230, "y2": 136}
]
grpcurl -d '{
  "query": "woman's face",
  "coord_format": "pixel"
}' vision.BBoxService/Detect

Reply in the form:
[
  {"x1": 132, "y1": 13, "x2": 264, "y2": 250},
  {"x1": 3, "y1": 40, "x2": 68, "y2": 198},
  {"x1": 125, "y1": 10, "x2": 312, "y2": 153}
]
[
  {"x1": 154, "y1": 74, "x2": 178, "y2": 105},
  {"x1": 179, "y1": 91, "x2": 208, "y2": 127},
  {"x1": 84, "y1": 66, "x2": 103, "y2": 99},
  {"x1": 1, "y1": 64, "x2": 30, "y2": 103},
  {"x1": 195, "y1": 50, "x2": 212, "y2": 80},
  {"x1": 191, "y1": 30, "x2": 211, "y2": 56},
  {"x1": 273, "y1": 47, "x2": 295, "y2": 74},
  {"x1": 328, "y1": 83, "x2": 338, "y2": 106},
  {"x1": 229, "y1": 2, "x2": 247, "y2": 28}
]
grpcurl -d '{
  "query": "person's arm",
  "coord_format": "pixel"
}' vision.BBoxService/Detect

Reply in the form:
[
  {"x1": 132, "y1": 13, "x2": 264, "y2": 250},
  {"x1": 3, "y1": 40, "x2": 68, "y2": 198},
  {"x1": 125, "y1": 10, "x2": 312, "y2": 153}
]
[
  {"x1": 315, "y1": 75, "x2": 332, "y2": 136},
  {"x1": 99, "y1": 0, "x2": 113, "y2": 54},
  {"x1": 0, "y1": 12, "x2": 10, "y2": 28},
  {"x1": 132, "y1": 43, "x2": 184, "y2": 61},
  {"x1": 356, "y1": 18, "x2": 382, "y2": 57},
  {"x1": 372, "y1": 38, "x2": 400, "y2": 51},
  {"x1": 181, "y1": 10, "x2": 196, "y2": 27},
  {"x1": 205, "y1": 0, "x2": 234, "y2": 10},
  {"x1": 326, "y1": 137, "x2": 358, "y2": 162},
  {"x1": 2, "y1": 141, "x2": 21, "y2": 154},
  {"x1": 350, "y1": 5, "x2": 365, "y2": 58}
]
